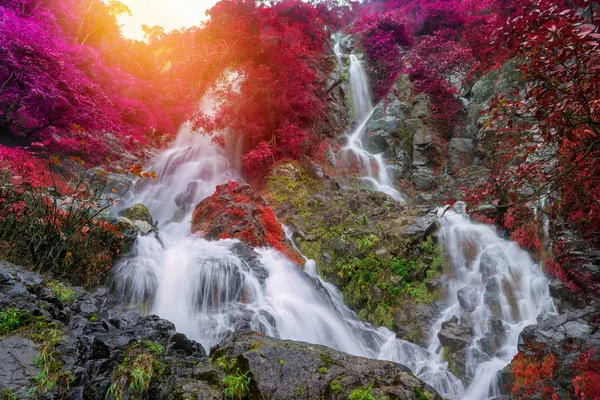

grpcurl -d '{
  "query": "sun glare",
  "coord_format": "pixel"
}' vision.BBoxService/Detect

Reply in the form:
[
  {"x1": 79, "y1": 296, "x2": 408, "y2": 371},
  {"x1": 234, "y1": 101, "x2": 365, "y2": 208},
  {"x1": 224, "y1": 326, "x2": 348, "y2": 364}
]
[{"x1": 118, "y1": 0, "x2": 220, "y2": 40}]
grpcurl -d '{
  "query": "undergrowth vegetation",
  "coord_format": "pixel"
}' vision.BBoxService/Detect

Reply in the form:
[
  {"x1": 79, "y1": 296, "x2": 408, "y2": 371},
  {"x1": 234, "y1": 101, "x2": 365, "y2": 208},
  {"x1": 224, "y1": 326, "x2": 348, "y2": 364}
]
[
  {"x1": 0, "y1": 149, "x2": 153, "y2": 285},
  {"x1": 266, "y1": 163, "x2": 446, "y2": 329},
  {"x1": 106, "y1": 341, "x2": 165, "y2": 400},
  {"x1": 211, "y1": 355, "x2": 253, "y2": 399},
  {"x1": 28, "y1": 320, "x2": 73, "y2": 398},
  {"x1": 0, "y1": 308, "x2": 29, "y2": 334}
]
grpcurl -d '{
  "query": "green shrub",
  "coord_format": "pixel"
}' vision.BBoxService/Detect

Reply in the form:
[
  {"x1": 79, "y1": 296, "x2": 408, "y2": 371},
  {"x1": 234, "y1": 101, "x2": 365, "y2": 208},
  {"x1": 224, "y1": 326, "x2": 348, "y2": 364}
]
[
  {"x1": 349, "y1": 385, "x2": 381, "y2": 400},
  {"x1": 330, "y1": 379, "x2": 342, "y2": 394},
  {"x1": 0, "y1": 308, "x2": 28, "y2": 334},
  {"x1": 222, "y1": 369, "x2": 252, "y2": 400}
]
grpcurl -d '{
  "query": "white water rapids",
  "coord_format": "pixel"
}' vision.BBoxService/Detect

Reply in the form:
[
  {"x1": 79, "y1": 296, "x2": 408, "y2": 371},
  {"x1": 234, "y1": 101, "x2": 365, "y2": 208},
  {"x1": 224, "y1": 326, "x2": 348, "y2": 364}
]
[{"x1": 114, "y1": 50, "x2": 555, "y2": 399}]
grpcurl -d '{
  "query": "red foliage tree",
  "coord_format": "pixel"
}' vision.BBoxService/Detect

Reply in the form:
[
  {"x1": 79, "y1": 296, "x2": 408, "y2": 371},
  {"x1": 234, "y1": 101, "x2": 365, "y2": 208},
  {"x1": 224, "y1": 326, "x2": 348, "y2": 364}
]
[
  {"x1": 187, "y1": 0, "x2": 333, "y2": 179},
  {"x1": 468, "y1": 0, "x2": 600, "y2": 246}
]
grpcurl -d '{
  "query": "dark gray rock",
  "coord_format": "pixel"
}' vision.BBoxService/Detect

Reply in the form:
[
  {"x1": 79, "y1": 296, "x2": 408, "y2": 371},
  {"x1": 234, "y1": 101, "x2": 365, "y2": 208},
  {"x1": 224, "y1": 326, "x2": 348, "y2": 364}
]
[
  {"x1": 438, "y1": 316, "x2": 473, "y2": 380},
  {"x1": 0, "y1": 335, "x2": 40, "y2": 398},
  {"x1": 211, "y1": 332, "x2": 443, "y2": 400}
]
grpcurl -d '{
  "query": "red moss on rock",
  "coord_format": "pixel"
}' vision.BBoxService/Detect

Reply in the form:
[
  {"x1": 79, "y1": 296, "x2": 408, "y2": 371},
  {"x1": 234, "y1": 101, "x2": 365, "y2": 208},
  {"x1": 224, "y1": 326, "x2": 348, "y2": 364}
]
[{"x1": 191, "y1": 181, "x2": 303, "y2": 265}]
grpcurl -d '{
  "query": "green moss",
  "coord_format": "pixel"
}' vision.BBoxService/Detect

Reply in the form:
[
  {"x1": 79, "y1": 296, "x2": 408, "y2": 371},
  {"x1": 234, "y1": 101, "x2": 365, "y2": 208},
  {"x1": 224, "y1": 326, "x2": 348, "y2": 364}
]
[
  {"x1": 279, "y1": 359, "x2": 285, "y2": 365},
  {"x1": 211, "y1": 355, "x2": 237, "y2": 374},
  {"x1": 441, "y1": 347, "x2": 461, "y2": 378},
  {"x1": 88, "y1": 313, "x2": 98, "y2": 322},
  {"x1": 330, "y1": 380, "x2": 342, "y2": 394},
  {"x1": 318, "y1": 367, "x2": 328, "y2": 374},
  {"x1": 47, "y1": 281, "x2": 75, "y2": 303},
  {"x1": 320, "y1": 353, "x2": 335, "y2": 366},
  {"x1": 143, "y1": 340, "x2": 164, "y2": 356},
  {"x1": 119, "y1": 203, "x2": 152, "y2": 224},
  {"x1": 414, "y1": 387, "x2": 434, "y2": 400}
]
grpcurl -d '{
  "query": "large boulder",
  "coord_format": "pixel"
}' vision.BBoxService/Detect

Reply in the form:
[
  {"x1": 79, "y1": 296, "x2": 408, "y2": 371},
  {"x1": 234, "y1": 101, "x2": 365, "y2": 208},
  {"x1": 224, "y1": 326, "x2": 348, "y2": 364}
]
[
  {"x1": 118, "y1": 202, "x2": 157, "y2": 236},
  {"x1": 191, "y1": 181, "x2": 302, "y2": 264},
  {"x1": 211, "y1": 332, "x2": 443, "y2": 400},
  {"x1": 437, "y1": 316, "x2": 473, "y2": 380}
]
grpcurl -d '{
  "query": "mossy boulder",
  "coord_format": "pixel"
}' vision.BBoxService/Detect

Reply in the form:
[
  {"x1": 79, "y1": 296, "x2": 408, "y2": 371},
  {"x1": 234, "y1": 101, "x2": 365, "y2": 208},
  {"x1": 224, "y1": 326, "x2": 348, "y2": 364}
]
[
  {"x1": 211, "y1": 332, "x2": 443, "y2": 400},
  {"x1": 263, "y1": 161, "x2": 446, "y2": 338},
  {"x1": 118, "y1": 203, "x2": 153, "y2": 225}
]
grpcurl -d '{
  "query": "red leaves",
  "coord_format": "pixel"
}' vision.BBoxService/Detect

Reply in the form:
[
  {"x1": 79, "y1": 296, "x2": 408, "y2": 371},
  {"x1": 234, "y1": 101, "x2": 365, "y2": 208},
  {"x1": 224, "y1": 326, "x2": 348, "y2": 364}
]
[
  {"x1": 510, "y1": 350, "x2": 557, "y2": 398},
  {"x1": 190, "y1": 0, "x2": 331, "y2": 180},
  {"x1": 572, "y1": 349, "x2": 600, "y2": 400}
]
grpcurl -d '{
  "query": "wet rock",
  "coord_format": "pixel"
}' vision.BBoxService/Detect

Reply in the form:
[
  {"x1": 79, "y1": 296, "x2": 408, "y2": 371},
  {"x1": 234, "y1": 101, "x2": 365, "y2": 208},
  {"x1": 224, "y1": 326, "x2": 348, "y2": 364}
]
[
  {"x1": 211, "y1": 332, "x2": 443, "y2": 400},
  {"x1": 478, "y1": 317, "x2": 508, "y2": 358},
  {"x1": 393, "y1": 303, "x2": 439, "y2": 347},
  {"x1": 438, "y1": 316, "x2": 473, "y2": 350},
  {"x1": 457, "y1": 286, "x2": 478, "y2": 312},
  {"x1": 118, "y1": 203, "x2": 157, "y2": 236},
  {"x1": 0, "y1": 335, "x2": 40, "y2": 398},
  {"x1": 118, "y1": 203, "x2": 153, "y2": 225},
  {"x1": 438, "y1": 316, "x2": 473, "y2": 380}
]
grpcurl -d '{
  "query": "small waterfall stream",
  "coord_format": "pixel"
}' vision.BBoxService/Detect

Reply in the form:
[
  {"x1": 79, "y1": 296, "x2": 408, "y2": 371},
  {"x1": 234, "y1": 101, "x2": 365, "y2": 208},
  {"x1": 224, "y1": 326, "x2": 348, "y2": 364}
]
[{"x1": 337, "y1": 52, "x2": 403, "y2": 201}]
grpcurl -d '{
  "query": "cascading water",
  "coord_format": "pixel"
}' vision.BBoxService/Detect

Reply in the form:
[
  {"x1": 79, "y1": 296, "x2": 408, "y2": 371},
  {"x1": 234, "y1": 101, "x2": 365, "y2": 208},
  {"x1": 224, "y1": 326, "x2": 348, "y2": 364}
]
[
  {"x1": 337, "y1": 51, "x2": 404, "y2": 200},
  {"x1": 114, "y1": 62, "x2": 556, "y2": 400},
  {"x1": 115, "y1": 121, "x2": 458, "y2": 397},
  {"x1": 431, "y1": 203, "x2": 556, "y2": 399}
]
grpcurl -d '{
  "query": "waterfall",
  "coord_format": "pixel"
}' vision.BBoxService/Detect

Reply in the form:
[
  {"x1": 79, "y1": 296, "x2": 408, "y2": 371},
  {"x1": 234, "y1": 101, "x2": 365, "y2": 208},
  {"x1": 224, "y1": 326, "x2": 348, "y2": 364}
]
[
  {"x1": 337, "y1": 51, "x2": 404, "y2": 201},
  {"x1": 115, "y1": 128, "x2": 556, "y2": 398},
  {"x1": 432, "y1": 203, "x2": 556, "y2": 399},
  {"x1": 114, "y1": 90, "x2": 555, "y2": 400}
]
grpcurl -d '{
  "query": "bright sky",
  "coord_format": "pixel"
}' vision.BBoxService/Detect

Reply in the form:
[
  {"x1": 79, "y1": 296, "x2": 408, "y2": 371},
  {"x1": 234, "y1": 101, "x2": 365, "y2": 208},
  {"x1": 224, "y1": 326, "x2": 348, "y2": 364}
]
[{"x1": 118, "y1": 0, "x2": 220, "y2": 40}]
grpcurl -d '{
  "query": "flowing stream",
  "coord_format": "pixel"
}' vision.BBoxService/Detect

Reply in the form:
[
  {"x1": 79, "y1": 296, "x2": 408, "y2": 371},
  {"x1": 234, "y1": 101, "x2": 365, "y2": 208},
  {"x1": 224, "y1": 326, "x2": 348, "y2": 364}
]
[
  {"x1": 114, "y1": 48, "x2": 555, "y2": 399},
  {"x1": 337, "y1": 52, "x2": 403, "y2": 201}
]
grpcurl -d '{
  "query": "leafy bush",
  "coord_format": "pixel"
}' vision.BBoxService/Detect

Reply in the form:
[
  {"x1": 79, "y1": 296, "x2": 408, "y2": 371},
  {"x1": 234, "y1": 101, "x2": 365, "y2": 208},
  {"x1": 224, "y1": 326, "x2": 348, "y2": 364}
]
[
  {"x1": 0, "y1": 159, "x2": 132, "y2": 286},
  {"x1": 349, "y1": 385, "x2": 386, "y2": 400},
  {"x1": 0, "y1": 308, "x2": 28, "y2": 334}
]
